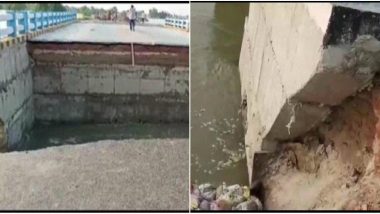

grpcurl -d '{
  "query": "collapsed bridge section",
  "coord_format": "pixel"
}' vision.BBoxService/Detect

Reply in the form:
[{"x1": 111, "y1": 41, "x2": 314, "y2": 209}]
[
  {"x1": 28, "y1": 42, "x2": 189, "y2": 124},
  {"x1": 239, "y1": 3, "x2": 380, "y2": 184},
  {"x1": 0, "y1": 21, "x2": 189, "y2": 151}
]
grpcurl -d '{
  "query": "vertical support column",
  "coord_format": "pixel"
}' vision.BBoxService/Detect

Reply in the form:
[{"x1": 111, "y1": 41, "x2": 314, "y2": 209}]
[
  {"x1": 35, "y1": 12, "x2": 40, "y2": 30},
  {"x1": 41, "y1": 12, "x2": 45, "y2": 29},
  {"x1": 46, "y1": 12, "x2": 50, "y2": 27},
  {"x1": 7, "y1": 12, "x2": 18, "y2": 37},
  {"x1": 32, "y1": 12, "x2": 37, "y2": 31},
  {"x1": 22, "y1": 11, "x2": 29, "y2": 34}
]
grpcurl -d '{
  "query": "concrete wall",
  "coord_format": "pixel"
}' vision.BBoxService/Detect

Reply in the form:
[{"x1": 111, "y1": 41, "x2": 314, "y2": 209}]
[
  {"x1": 28, "y1": 43, "x2": 189, "y2": 123},
  {"x1": 0, "y1": 42, "x2": 34, "y2": 150},
  {"x1": 239, "y1": 3, "x2": 380, "y2": 183}
]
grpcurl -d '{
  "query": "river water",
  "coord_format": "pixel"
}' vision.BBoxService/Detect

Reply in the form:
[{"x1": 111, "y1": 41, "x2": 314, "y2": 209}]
[
  {"x1": 14, "y1": 123, "x2": 188, "y2": 152},
  {"x1": 191, "y1": 3, "x2": 249, "y2": 185}
]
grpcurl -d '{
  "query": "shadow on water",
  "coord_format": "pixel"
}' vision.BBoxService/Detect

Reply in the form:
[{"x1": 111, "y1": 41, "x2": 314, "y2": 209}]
[
  {"x1": 191, "y1": 3, "x2": 249, "y2": 186},
  {"x1": 14, "y1": 122, "x2": 189, "y2": 152}
]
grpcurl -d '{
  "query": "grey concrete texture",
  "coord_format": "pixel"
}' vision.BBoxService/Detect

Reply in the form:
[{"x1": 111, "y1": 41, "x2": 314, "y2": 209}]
[
  {"x1": 0, "y1": 139, "x2": 189, "y2": 210},
  {"x1": 0, "y1": 43, "x2": 34, "y2": 150},
  {"x1": 33, "y1": 64, "x2": 189, "y2": 123},
  {"x1": 30, "y1": 22, "x2": 189, "y2": 46},
  {"x1": 239, "y1": 3, "x2": 380, "y2": 183},
  {"x1": 34, "y1": 94, "x2": 189, "y2": 123}
]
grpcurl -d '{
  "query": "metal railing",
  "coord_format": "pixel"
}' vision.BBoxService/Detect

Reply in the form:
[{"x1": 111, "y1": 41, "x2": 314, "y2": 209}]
[
  {"x1": 0, "y1": 10, "x2": 77, "y2": 39},
  {"x1": 165, "y1": 18, "x2": 189, "y2": 30}
]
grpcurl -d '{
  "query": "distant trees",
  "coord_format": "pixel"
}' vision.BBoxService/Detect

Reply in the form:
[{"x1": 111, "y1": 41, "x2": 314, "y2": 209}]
[
  {"x1": 33, "y1": 3, "x2": 66, "y2": 12},
  {"x1": 148, "y1": 7, "x2": 172, "y2": 19},
  {"x1": 0, "y1": 3, "x2": 67, "y2": 11},
  {"x1": 2, "y1": 3, "x2": 28, "y2": 11}
]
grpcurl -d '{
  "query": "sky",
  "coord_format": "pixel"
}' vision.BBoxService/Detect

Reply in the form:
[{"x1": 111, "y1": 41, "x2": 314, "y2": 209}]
[{"x1": 63, "y1": 3, "x2": 189, "y2": 16}]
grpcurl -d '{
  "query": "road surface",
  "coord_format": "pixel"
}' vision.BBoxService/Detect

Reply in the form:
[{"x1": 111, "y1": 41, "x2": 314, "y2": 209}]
[
  {"x1": 0, "y1": 139, "x2": 189, "y2": 210},
  {"x1": 30, "y1": 22, "x2": 189, "y2": 46}
]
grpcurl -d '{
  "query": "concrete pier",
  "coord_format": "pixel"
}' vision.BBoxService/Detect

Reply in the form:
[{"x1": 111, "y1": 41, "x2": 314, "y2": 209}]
[
  {"x1": 0, "y1": 42, "x2": 34, "y2": 150},
  {"x1": 239, "y1": 3, "x2": 380, "y2": 183}
]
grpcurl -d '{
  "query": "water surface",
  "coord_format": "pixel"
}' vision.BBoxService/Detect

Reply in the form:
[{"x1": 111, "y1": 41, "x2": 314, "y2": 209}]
[
  {"x1": 15, "y1": 122, "x2": 188, "y2": 151},
  {"x1": 191, "y1": 3, "x2": 249, "y2": 185}
]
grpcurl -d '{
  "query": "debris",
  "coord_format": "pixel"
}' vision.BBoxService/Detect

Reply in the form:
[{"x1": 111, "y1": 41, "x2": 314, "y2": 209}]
[{"x1": 191, "y1": 183, "x2": 263, "y2": 210}]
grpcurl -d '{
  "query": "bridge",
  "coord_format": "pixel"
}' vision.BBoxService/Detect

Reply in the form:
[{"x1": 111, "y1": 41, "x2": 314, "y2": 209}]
[{"x1": 0, "y1": 9, "x2": 189, "y2": 210}]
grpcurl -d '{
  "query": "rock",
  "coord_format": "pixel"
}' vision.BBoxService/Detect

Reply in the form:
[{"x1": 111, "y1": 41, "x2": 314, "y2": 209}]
[
  {"x1": 202, "y1": 190, "x2": 216, "y2": 201},
  {"x1": 199, "y1": 183, "x2": 216, "y2": 201},
  {"x1": 191, "y1": 194, "x2": 199, "y2": 210},
  {"x1": 243, "y1": 186, "x2": 250, "y2": 200},
  {"x1": 215, "y1": 198, "x2": 233, "y2": 210},
  {"x1": 220, "y1": 184, "x2": 245, "y2": 206},
  {"x1": 191, "y1": 184, "x2": 201, "y2": 197},
  {"x1": 216, "y1": 185, "x2": 224, "y2": 199},
  {"x1": 234, "y1": 196, "x2": 263, "y2": 210},
  {"x1": 210, "y1": 201, "x2": 220, "y2": 210},
  {"x1": 199, "y1": 199, "x2": 211, "y2": 210}
]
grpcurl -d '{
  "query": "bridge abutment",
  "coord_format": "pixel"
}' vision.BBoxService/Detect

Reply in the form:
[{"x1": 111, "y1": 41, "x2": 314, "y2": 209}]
[
  {"x1": 28, "y1": 42, "x2": 189, "y2": 124},
  {"x1": 0, "y1": 42, "x2": 34, "y2": 150}
]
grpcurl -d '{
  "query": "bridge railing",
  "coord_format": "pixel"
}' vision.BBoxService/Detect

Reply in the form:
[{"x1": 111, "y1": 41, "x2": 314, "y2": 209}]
[
  {"x1": 165, "y1": 18, "x2": 189, "y2": 31},
  {"x1": 0, "y1": 10, "x2": 77, "y2": 40}
]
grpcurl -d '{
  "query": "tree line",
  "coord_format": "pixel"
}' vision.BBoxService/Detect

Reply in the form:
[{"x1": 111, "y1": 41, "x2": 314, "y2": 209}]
[
  {"x1": 0, "y1": 4, "x2": 187, "y2": 19},
  {"x1": 0, "y1": 3, "x2": 67, "y2": 12}
]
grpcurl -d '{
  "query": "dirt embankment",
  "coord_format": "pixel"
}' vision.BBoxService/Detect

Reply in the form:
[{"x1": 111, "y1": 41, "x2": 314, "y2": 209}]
[{"x1": 257, "y1": 88, "x2": 380, "y2": 210}]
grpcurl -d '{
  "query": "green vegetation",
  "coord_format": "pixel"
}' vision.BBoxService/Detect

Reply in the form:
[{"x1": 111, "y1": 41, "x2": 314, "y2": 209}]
[
  {"x1": 0, "y1": 3, "x2": 67, "y2": 12},
  {"x1": 72, "y1": 6, "x2": 108, "y2": 19},
  {"x1": 148, "y1": 8, "x2": 172, "y2": 19},
  {"x1": 0, "y1": 3, "x2": 187, "y2": 20}
]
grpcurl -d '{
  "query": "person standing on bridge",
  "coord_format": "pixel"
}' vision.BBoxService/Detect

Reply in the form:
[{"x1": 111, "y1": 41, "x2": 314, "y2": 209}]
[{"x1": 128, "y1": 5, "x2": 137, "y2": 32}]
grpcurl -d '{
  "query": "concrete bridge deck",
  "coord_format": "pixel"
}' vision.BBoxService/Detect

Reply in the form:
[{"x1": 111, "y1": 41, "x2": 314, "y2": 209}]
[
  {"x1": 30, "y1": 22, "x2": 189, "y2": 46},
  {"x1": 0, "y1": 139, "x2": 189, "y2": 210}
]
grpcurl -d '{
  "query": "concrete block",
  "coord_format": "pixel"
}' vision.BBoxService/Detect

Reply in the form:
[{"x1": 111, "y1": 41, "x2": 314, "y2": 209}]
[
  {"x1": 33, "y1": 66, "x2": 61, "y2": 93},
  {"x1": 34, "y1": 94, "x2": 61, "y2": 121},
  {"x1": 140, "y1": 67, "x2": 166, "y2": 79},
  {"x1": 6, "y1": 97, "x2": 34, "y2": 150},
  {"x1": 0, "y1": 47, "x2": 10, "y2": 83},
  {"x1": 175, "y1": 80, "x2": 189, "y2": 96},
  {"x1": 88, "y1": 69, "x2": 115, "y2": 94},
  {"x1": 113, "y1": 95, "x2": 139, "y2": 123},
  {"x1": 164, "y1": 67, "x2": 189, "y2": 94},
  {"x1": 140, "y1": 79, "x2": 165, "y2": 94},
  {"x1": 267, "y1": 101, "x2": 331, "y2": 140},
  {"x1": 15, "y1": 44, "x2": 29, "y2": 74},
  {"x1": 114, "y1": 71, "x2": 140, "y2": 94},
  {"x1": 61, "y1": 67, "x2": 88, "y2": 94},
  {"x1": 294, "y1": 39, "x2": 378, "y2": 105},
  {"x1": 255, "y1": 36, "x2": 288, "y2": 138},
  {"x1": 85, "y1": 96, "x2": 117, "y2": 123},
  {"x1": 59, "y1": 95, "x2": 86, "y2": 122}
]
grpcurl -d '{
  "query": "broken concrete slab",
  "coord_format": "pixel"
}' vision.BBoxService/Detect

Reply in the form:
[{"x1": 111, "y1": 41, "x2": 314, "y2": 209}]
[
  {"x1": 239, "y1": 3, "x2": 380, "y2": 184},
  {"x1": 266, "y1": 101, "x2": 331, "y2": 141}
]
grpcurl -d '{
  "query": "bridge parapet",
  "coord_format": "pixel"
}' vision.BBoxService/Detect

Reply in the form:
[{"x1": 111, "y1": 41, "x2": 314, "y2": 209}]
[
  {"x1": 165, "y1": 18, "x2": 189, "y2": 31},
  {"x1": 0, "y1": 10, "x2": 77, "y2": 40}
]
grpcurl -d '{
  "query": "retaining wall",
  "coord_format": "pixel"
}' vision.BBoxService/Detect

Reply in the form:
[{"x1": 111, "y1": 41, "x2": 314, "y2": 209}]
[
  {"x1": 28, "y1": 42, "x2": 189, "y2": 123},
  {"x1": 0, "y1": 42, "x2": 34, "y2": 151}
]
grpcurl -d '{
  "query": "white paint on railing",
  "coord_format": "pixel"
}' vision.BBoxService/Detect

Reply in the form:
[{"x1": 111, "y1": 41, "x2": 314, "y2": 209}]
[
  {"x1": 165, "y1": 18, "x2": 189, "y2": 30},
  {"x1": 0, "y1": 10, "x2": 6, "y2": 39}
]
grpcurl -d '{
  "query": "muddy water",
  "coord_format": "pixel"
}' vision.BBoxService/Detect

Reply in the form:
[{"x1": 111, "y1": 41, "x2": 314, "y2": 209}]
[
  {"x1": 15, "y1": 123, "x2": 188, "y2": 151},
  {"x1": 191, "y1": 3, "x2": 249, "y2": 185}
]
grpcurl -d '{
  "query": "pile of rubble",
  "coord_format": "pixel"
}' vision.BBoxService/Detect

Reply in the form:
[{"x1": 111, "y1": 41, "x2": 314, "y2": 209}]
[{"x1": 191, "y1": 183, "x2": 263, "y2": 210}]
